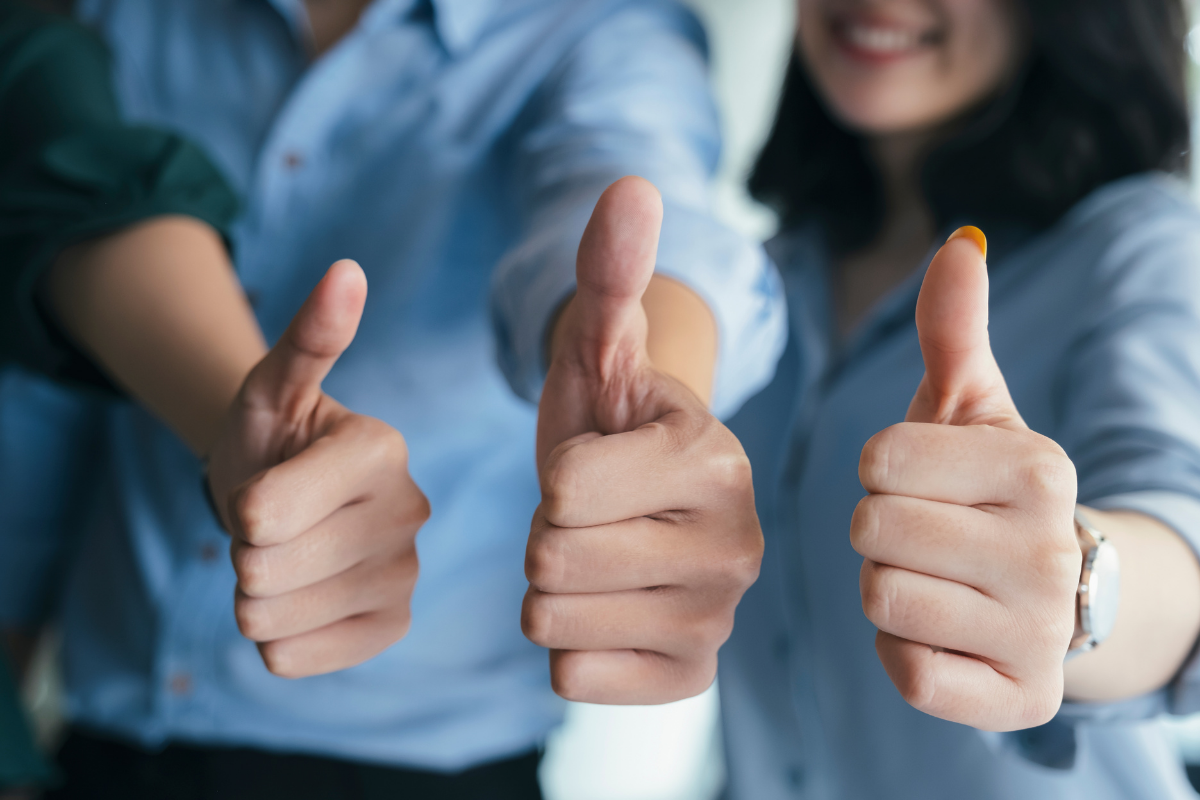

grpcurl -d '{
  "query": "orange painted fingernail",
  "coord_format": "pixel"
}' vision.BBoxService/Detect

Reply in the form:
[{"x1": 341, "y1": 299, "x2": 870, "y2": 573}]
[{"x1": 947, "y1": 226, "x2": 987, "y2": 259}]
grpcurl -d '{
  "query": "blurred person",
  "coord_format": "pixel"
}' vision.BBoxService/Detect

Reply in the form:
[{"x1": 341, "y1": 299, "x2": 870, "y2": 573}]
[
  {"x1": 0, "y1": 0, "x2": 787, "y2": 798},
  {"x1": 703, "y1": 0, "x2": 1200, "y2": 797},
  {"x1": 1, "y1": 3, "x2": 425, "y2": 795}
]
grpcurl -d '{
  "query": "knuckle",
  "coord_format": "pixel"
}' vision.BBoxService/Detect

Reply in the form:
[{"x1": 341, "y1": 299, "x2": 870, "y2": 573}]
[
  {"x1": 860, "y1": 565, "x2": 898, "y2": 630},
  {"x1": 381, "y1": 608, "x2": 413, "y2": 643},
  {"x1": 232, "y1": 481, "x2": 273, "y2": 545},
  {"x1": 540, "y1": 449, "x2": 585, "y2": 525},
  {"x1": 689, "y1": 610, "x2": 736, "y2": 653},
  {"x1": 233, "y1": 546, "x2": 273, "y2": 598},
  {"x1": 1020, "y1": 444, "x2": 1076, "y2": 502},
  {"x1": 394, "y1": 488, "x2": 431, "y2": 531},
  {"x1": 1021, "y1": 683, "x2": 1063, "y2": 729},
  {"x1": 377, "y1": 424, "x2": 411, "y2": 470},
  {"x1": 384, "y1": 551, "x2": 420, "y2": 595},
  {"x1": 722, "y1": 532, "x2": 764, "y2": 591},
  {"x1": 704, "y1": 447, "x2": 753, "y2": 496},
  {"x1": 859, "y1": 425, "x2": 905, "y2": 492},
  {"x1": 520, "y1": 592, "x2": 557, "y2": 648},
  {"x1": 525, "y1": 535, "x2": 567, "y2": 592},
  {"x1": 849, "y1": 496, "x2": 882, "y2": 557},
  {"x1": 235, "y1": 595, "x2": 274, "y2": 641},
  {"x1": 680, "y1": 656, "x2": 719, "y2": 698},
  {"x1": 549, "y1": 653, "x2": 588, "y2": 702},
  {"x1": 895, "y1": 662, "x2": 938, "y2": 713},
  {"x1": 258, "y1": 642, "x2": 304, "y2": 679}
]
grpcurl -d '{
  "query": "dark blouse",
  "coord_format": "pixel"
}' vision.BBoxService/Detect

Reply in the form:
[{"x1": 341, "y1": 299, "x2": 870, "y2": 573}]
[
  {"x1": 0, "y1": 0, "x2": 238, "y2": 386},
  {"x1": 0, "y1": 1, "x2": 237, "y2": 788}
]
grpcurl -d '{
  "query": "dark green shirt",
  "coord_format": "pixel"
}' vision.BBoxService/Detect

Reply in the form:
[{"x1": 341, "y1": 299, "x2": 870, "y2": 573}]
[
  {"x1": 0, "y1": 0, "x2": 238, "y2": 386},
  {"x1": 0, "y1": 1, "x2": 237, "y2": 788}
]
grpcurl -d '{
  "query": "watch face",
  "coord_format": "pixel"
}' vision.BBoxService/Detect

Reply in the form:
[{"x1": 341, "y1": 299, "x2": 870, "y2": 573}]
[{"x1": 1085, "y1": 541, "x2": 1121, "y2": 642}]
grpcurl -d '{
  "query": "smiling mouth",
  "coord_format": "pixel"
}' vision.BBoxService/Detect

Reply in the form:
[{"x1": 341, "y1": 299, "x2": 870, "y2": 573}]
[{"x1": 830, "y1": 15, "x2": 942, "y2": 61}]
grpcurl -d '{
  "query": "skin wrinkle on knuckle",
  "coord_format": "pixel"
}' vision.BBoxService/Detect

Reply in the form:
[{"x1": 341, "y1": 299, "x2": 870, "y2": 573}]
[
  {"x1": 1019, "y1": 445, "x2": 1076, "y2": 504},
  {"x1": 234, "y1": 481, "x2": 274, "y2": 545},
  {"x1": 235, "y1": 596, "x2": 273, "y2": 641},
  {"x1": 234, "y1": 546, "x2": 274, "y2": 598},
  {"x1": 541, "y1": 449, "x2": 584, "y2": 525},
  {"x1": 259, "y1": 642, "x2": 302, "y2": 679},
  {"x1": 521, "y1": 594, "x2": 556, "y2": 647},
  {"x1": 849, "y1": 496, "x2": 881, "y2": 557},
  {"x1": 859, "y1": 428, "x2": 897, "y2": 493},
  {"x1": 525, "y1": 534, "x2": 566, "y2": 592},
  {"x1": 861, "y1": 563, "x2": 897, "y2": 630}
]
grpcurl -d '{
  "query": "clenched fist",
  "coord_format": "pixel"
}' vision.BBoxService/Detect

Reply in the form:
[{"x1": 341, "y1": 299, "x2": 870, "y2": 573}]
[
  {"x1": 852, "y1": 228, "x2": 1081, "y2": 731},
  {"x1": 207, "y1": 261, "x2": 429, "y2": 678},
  {"x1": 524, "y1": 176, "x2": 763, "y2": 705}
]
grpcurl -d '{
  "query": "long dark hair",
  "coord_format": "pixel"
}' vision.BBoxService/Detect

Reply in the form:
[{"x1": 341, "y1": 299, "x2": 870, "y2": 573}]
[{"x1": 750, "y1": 0, "x2": 1192, "y2": 252}]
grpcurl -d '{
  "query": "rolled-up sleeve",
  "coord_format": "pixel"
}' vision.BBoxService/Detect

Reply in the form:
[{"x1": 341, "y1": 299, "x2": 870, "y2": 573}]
[
  {"x1": 0, "y1": 4, "x2": 239, "y2": 387},
  {"x1": 1053, "y1": 195, "x2": 1200, "y2": 721},
  {"x1": 489, "y1": 0, "x2": 786, "y2": 419}
]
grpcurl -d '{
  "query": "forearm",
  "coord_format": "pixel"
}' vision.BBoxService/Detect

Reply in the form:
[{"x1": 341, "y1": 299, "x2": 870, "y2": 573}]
[
  {"x1": 1063, "y1": 506, "x2": 1200, "y2": 701},
  {"x1": 551, "y1": 274, "x2": 717, "y2": 405},
  {"x1": 45, "y1": 216, "x2": 266, "y2": 457}
]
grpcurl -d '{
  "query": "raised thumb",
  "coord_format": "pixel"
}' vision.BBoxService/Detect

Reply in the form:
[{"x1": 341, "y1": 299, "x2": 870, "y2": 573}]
[
  {"x1": 907, "y1": 227, "x2": 1024, "y2": 429},
  {"x1": 570, "y1": 176, "x2": 663, "y2": 359},
  {"x1": 245, "y1": 259, "x2": 367, "y2": 411}
]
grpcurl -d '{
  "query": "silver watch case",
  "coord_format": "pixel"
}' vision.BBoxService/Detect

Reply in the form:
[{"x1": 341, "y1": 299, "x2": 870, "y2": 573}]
[{"x1": 1069, "y1": 507, "x2": 1121, "y2": 654}]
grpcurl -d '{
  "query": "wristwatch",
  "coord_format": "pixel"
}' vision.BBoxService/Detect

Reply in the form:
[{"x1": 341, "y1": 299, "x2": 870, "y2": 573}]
[{"x1": 1068, "y1": 507, "x2": 1121, "y2": 656}]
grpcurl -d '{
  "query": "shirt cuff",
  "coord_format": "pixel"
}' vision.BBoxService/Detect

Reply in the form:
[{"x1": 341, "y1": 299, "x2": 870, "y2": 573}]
[
  {"x1": 491, "y1": 197, "x2": 788, "y2": 420},
  {"x1": 1086, "y1": 490, "x2": 1200, "y2": 715}
]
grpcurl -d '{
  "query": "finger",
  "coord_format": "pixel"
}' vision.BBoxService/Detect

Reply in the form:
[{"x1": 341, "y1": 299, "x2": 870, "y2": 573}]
[
  {"x1": 541, "y1": 409, "x2": 752, "y2": 528},
  {"x1": 229, "y1": 414, "x2": 416, "y2": 546},
  {"x1": 850, "y1": 494, "x2": 1011, "y2": 589},
  {"x1": 875, "y1": 631, "x2": 1062, "y2": 731},
  {"x1": 243, "y1": 259, "x2": 367, "y2": 411},
  {"x1": 572, "y1": 176, "x2": 662, "y2": 358},
  {"x1": 257, "y1": 608, "x2": 412, "y2": 679},
  {"x1": 522, "y1": 586, "x2": 735, "y2": 658},
  {"x1": 859, "y1": 422, "x2": 1074, "y2": 508},
  {"x1": 859, "y1": 560, "x2": 1010, "y2": 662},
  {"x1": 232, "y1": 491, "x2": 423, "y2": 597},
  {"x1": 235, "y1": 551, "x2": 417, "y2": 643},
  {"x1": 548, "y1": 648, "x2": 715, "y2": 705},
  {"x1": 907, "y1": 228, "x2": 1025, "y2": 430},
  {"x1": 526, "y1": 506, "x2": 757, "y2": 594}
]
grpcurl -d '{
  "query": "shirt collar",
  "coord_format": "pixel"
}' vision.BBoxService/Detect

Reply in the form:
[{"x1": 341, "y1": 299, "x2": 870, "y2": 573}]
[{"x1": 363, "y1": 0, "x2": 500, "y2": 55}]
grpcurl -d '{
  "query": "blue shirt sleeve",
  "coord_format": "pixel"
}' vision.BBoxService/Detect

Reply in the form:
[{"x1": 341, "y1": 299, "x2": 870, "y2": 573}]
[
  {"x1": 489, "y1": 0, "x2": 786, "y2": 420},
  {"x1": 1049, "y1": 182, "x2": 1200, "y2": 725}
]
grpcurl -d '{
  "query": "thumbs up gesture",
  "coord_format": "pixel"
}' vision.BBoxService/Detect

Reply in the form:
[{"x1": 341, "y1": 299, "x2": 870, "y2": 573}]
[
  {"x1": 524, "y1": 177, "x2": 763, "y2": 704},
  {"x1": 206, "y1": 260, "x2": 428, "y2": 678},
  {"x1": 853, "y1": 229, "x2": 1081, "y2": 731}
]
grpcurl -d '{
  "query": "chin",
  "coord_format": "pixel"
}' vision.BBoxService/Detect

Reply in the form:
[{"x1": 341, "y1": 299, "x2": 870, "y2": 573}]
[{"x1": 821, "y1": 86, "x2": 936, "y2": 136}]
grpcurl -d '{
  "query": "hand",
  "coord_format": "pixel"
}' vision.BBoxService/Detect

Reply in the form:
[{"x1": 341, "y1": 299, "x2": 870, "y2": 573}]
[
  {"x1": 851, "y1": 228, "x2": 1080, "y2": 731},
  {"x1": 207, "y1": 261, "x2": 428, "y2": 678},
  {"x1": 524, "y1": 177, "x2": 763, "y2": 704}
]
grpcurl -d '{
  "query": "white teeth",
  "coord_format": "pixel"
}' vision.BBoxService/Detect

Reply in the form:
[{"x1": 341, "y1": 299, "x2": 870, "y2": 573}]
[{"x1": 844, "y1": 24, "x2": 920, "y2": 54}]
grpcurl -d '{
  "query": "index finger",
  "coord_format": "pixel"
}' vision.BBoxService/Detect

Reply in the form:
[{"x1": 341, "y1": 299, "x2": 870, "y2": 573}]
[
  {"x1": 230, "y1": 415, "x2": 407, "y2": 546},
  {"x1": 541, "y1": 409, "x2": 751, "y2": 529}
]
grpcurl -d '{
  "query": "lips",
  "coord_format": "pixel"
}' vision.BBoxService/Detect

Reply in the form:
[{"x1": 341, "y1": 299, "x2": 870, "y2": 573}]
[{"x1": 830, "y1": 13, "x2": 940, "y2": 63}]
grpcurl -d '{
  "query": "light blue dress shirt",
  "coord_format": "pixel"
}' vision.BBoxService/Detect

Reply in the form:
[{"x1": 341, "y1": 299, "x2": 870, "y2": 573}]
[
  {"x1": 721, "y1": 173, "x2": 1200, "y2": 800},
  {"x1": 0, "y1": 0, "x2": 785, "y2": 770}
]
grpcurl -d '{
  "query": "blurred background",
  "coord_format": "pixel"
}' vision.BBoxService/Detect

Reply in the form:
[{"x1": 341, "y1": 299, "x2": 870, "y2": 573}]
[{"x1": 16, "y1": 2, "x2": 1200, "y2": 799}]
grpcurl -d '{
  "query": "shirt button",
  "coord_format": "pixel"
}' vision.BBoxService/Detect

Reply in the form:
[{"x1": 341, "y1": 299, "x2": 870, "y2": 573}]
[
  {"x1": 199, "y1": 543, "x2": 219, "y2": 563},
  {"x1": 169, "y1": 672, "x2": 193, "y2": 696},
  {"x1": 283, "y1": 151, "x2": 305, "y2": 169}
]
